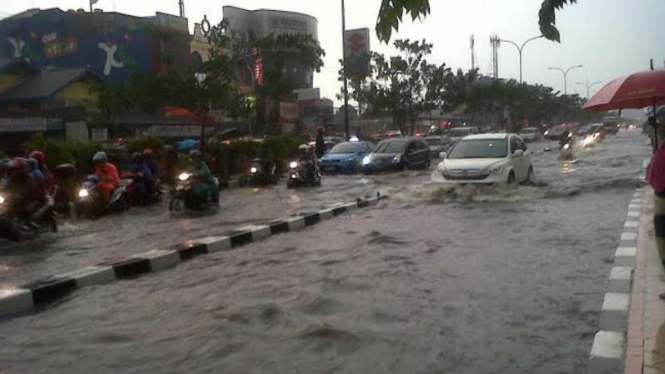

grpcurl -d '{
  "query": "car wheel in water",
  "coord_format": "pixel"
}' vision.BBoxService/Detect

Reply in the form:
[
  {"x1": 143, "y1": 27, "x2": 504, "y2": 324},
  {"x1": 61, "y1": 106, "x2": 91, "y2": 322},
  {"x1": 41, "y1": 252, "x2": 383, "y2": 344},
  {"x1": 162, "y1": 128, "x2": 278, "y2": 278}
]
[
  {"x1": 507, "y1": 171, "x2": 516, "y2": 185},
  {"x1": 169, "y1": 196, "x2": 184, "y2": 212},
  {"x1": 524, "y1": 167, "x2": 534, "y2": 185},
  {"x1": 425, "y1": 159, "x2": 431, "y2": 170}
]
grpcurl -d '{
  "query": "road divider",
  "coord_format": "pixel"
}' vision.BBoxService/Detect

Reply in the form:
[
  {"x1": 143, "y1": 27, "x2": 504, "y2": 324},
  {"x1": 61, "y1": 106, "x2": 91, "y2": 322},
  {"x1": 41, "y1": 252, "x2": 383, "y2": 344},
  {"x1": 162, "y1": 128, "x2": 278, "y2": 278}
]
[
  {"x1": 587, "y1": 187, "x2": 644, "y2": 374},
  {"x1": 0, "y1": 194, "x2": 386, "y2": 322}
]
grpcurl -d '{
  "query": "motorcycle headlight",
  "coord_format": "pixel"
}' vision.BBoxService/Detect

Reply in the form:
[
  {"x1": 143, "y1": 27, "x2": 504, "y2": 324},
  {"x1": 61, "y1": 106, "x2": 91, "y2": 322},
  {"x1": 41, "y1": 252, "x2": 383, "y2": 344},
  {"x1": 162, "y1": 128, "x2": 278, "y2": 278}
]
[
  {"x1": 250, "y1": 167, "x2": 258, "y2": 174},
  {"x1": 392, "y1": 155, "x2": 402, "y2": 163},
  {"x1": 78, "y1": 188, "x2": 89, "y2": 198},
  {"x1": 0, "y1": 195, "x2": 5, "y2": 205},
  {"x1": 290, "y1": 173, "x2": 298, "y2": 179},
  {"x1": 362, "y1": 155, "x2": 371, "y2": 166},
  {"x1": 544, "y1": 130, "x2": 550, "y2": 136},
  {"x1": 178, "y1": 173, "x2": 191, "y2": 181},
  {"x1": 289, "y1": 161, "x2": 298, "y2": 169},
  {"x1": 563, "y1": 143, "x2": 571, "y2": 150}
]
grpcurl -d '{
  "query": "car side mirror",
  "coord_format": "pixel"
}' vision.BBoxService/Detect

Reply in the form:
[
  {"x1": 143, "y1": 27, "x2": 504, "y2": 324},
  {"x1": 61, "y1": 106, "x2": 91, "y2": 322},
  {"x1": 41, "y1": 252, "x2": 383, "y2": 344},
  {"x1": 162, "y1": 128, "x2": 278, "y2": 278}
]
[
  {"x1": 439, "y1": 152, "x2": 447, "y2": 159},
  {"x1": 512, "y1": 149, "x2": 524, "y2": 158}
]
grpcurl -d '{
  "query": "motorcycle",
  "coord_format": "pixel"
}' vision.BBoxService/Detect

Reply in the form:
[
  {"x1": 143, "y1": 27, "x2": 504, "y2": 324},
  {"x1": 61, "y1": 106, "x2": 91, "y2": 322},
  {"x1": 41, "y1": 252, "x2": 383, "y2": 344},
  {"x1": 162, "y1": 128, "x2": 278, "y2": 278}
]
[
  {"x1": 248, "y1": 158, "x2": 279, "y2": 186},
  {"x1": 0, "y1": 191, "x2": 57, "y2": 242},
  {"x1": 76, "y1": 175, "x2": 131, "y2": 218},
  {"x1": 559, "y1": 142, "x2": 574, "y2": 161},
  {"x1": 169, "y1": 172, "x2": 220, "y2": 212},
  {"x1": 286, "y1": 160, "x2": 321, "y2": 189},
  {"x1": 121, "y1": 172, "x2": 163, "y2": 206},
  {"x1": 52, "y1": 163, "x2": 78, "y2": 217}
]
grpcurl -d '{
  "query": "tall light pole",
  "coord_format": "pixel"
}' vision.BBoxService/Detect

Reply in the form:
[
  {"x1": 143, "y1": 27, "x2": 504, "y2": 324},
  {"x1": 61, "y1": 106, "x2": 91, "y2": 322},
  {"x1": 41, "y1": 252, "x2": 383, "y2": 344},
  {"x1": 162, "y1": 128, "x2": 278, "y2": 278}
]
[
  {"x1": 499, "y1": 35, "x2": 544, "y2": 83},
  {"x1": 548, "y1": 65, "x2": 583, "y2": 95},
  {"x1": 576, "y1": 78, "x2": 602, "y2": 99},
  {"x1": 341, "y1": 0, "x2": 350, "y2": 140}
]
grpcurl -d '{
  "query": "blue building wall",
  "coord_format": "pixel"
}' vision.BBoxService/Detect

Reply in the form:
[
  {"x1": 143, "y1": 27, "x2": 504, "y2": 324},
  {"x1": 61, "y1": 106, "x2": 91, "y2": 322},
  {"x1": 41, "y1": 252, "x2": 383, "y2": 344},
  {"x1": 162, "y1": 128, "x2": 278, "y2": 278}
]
[{"x1": 0, "y1": 8, "x2": 190, "y2": 82}]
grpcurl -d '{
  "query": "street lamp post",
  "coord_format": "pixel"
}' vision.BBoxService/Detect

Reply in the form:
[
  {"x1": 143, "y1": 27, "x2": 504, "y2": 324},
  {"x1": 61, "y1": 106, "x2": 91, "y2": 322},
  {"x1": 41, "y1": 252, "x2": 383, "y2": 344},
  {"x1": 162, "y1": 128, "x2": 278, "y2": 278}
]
[
  {"x1": 499, "y1": 35, "x2": 544, "y2": 83},
  {"x1": 576, "y1": 78, "x2": 602, "y2": 99},
  {"x1": 341, "y1": 0, "x2": 350, "y2": 140},
  {"x1": 548, "y1": 65, "x2": 583, "y2": 95}
]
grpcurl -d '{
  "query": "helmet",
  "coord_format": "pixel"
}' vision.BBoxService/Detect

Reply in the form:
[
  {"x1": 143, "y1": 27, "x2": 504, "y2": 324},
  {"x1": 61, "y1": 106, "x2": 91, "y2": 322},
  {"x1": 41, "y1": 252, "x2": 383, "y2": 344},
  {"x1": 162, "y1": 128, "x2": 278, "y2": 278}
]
[
  {"x1": 132, "y1": 152, "x2": 143, "y2": 162},
  {"x1": 27, "y1": 158, "x2": 38, "y2": 170},
  {"x1": 29, "y1": 151, "x2": 46, "y2": 164},
  {"x1": 189, "y1": 150, "x2": 202, "y2": 159},
  {"x1": 298, "y1": 144, "x2": 309, "y2": 151},
  {"x1": 143, "y1": 148, "x2": 154, "y2": 157},
  {"x1": 93, "y1": 151, "x2": 108, "y2": 162}
]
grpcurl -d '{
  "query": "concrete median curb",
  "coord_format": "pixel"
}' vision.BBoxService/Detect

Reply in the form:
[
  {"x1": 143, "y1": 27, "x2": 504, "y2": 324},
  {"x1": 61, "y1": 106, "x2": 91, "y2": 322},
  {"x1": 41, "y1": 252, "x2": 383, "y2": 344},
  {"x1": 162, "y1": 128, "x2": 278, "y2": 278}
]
[
  {"x1": 586, "y1": 187, "x2": 645, "y2": 374},
  {"x1": 0, "y1": 194, "x2": 387, "y2": 322}
]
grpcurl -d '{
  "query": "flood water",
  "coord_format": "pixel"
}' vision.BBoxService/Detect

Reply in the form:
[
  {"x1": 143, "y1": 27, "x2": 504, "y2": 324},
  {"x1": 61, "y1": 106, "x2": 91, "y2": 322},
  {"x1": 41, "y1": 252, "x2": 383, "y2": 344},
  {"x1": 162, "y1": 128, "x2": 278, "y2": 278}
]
[{"x1": 0, "y1": 130, "x2": 651, "y2": 374}]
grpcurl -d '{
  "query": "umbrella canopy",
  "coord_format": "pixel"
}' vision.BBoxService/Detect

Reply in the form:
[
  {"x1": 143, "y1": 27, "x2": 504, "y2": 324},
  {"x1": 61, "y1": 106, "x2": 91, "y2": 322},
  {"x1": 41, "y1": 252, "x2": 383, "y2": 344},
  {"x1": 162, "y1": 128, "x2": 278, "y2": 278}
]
[
  {"x1": 583, "y1": 69, "x2": 665, "y2": 112},
  {"x1": 177, "y1": 139, "x2": 198, "y2": 152}
]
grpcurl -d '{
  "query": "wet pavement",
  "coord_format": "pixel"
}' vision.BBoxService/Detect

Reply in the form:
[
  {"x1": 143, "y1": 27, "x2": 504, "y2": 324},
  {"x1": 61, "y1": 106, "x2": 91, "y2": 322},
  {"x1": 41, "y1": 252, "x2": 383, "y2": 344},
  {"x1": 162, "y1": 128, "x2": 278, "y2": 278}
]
[{"x1": 0, "y1": 130, "x2": 652, "y2": 373}]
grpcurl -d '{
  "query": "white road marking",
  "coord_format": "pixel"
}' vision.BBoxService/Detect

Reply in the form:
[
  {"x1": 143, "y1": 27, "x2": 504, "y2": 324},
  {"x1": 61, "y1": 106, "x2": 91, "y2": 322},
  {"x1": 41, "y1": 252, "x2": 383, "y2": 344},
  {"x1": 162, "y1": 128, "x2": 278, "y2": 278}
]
[
  {"x1": 615, "y1": 247, "x2": 636, "y2": 257},
  {"x1": 621, "y1": 232, "x2": 638, "y2": 241},
  {"x1": 609, "y1": 267, "x2": 633, "y2": 280},
  {"x1": 624, "y1": 221, "x2": 639, "y2": 228},
  {"x1": 627, "y1": 211, "x2": 640, "y2": 218},
  {"x1": 602, "y1": 293, "x2": 630, "y2": 311},
  {"x1": 628, "y1": 204, "x2": 641, "y2": 210},
  {"x1": 591, "y1": 331, "x2": 625, "y2": 359}
]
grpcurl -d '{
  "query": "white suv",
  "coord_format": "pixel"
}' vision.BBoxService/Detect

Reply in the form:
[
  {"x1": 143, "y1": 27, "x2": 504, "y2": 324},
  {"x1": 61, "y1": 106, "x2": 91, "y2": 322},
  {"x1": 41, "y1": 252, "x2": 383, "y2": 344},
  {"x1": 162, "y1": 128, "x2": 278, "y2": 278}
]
[{"x1": 433, "y1": 133, "x2": 534, "y2": 184}]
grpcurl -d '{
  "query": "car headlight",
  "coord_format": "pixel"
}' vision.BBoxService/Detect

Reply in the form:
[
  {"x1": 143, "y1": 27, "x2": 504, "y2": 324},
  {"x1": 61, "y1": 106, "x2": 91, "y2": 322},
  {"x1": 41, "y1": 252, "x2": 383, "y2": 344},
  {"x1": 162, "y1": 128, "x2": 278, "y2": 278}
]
[
  {"x1": 362, "y1": 155, "x2": 371, "y2": 166},
  {"x1": 487, "y1": 165, "x2": 504, "y2": 174},
  {"x1": 78, "y1": 188, "x2": 89, "y2": 198},
  {"x1": 289, "y1": 161, "x2": 298, "y2": 169},
  {"x1": 392, "y1": 155, "x2": 402, "y2": 163},
  {"x1": 250, "y1": 167, "x2": 258, "y2": 174},
  {"x1": 0, "y1": 195, "x2": 5, "y2": 205},
  {"x1": 582, "y1": 136, "x2": 595, "y2": 146},
  {"x1": 178, "y1": 173, "x2": 191, "y2": 181}
]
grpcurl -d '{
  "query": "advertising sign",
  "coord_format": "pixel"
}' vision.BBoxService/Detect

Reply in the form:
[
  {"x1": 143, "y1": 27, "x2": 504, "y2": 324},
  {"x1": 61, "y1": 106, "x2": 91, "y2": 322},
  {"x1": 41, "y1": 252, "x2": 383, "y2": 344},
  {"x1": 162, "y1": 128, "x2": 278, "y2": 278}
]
[
  {"x1": 150, "y1": 125, "x2": 208, "y2": 138},
  {"x1": 0, "y1": 117, "x2": 47, "y2": 132},
  {"x1": 344, "y1": 28, "x2": 371, "y2": 77}
]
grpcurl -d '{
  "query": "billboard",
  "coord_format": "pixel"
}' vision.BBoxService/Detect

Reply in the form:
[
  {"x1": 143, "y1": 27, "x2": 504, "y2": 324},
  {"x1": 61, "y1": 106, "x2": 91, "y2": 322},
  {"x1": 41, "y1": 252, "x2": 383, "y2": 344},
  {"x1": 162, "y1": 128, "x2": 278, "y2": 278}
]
[{"x1": 344, "y1": 28, "x2": 370, "y2": 77}]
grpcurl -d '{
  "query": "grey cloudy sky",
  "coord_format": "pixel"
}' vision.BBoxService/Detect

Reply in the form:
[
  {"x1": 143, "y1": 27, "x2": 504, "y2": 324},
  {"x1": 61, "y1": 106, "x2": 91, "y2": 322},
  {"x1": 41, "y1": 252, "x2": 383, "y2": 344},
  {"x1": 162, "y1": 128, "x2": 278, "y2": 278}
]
[{"x1": 2, "y1": 0, "x2": 664, "y2": 105}]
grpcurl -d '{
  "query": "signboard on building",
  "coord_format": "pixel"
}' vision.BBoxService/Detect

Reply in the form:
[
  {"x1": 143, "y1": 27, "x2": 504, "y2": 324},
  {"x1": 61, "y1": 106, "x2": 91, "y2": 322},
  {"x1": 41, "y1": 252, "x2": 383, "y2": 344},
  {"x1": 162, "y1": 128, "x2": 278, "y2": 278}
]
[
  {"x1": 0, "y1": 117, "x2": 47, "y2": 132},
  {"x1": 149, "y1": 125, "x2": 209, "y2": 138},
  {"x1": 294, "y1": 88, "x2": 320, "y2": 101},
  {"x1": 344, "y1": 28, "x2": 371, "y2": 77},
  {"x1": 90, "y1": 128, "x2": 108, "y2": 142},
  {"x1": 280, "y1": 102, "x2": 299, "y2": 121}
]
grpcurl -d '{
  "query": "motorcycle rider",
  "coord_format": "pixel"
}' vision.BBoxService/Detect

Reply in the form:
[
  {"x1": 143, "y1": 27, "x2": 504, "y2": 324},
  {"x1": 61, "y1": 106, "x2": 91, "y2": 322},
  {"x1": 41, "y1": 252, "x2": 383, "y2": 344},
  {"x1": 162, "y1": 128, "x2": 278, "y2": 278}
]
[
  {"x1": 93, "y1": 151, "x2": 119, "y2": 207},
  {"x1": 3, "y1": 158, "x2": 45, "y2": 222},
  {"x1": 29, "y1": 151, "x2": 56, "y2": 196},
  {"x1": 297, "y1": 144, "x2": 319, "y2": 182},
  {"x1": 143, "y1": 148, "x2": 159, "y2": 180},
  {"x1": 559, "y1": 130, "x2": 573, "y2": 149},
  {"x1": 130, "y1": 152, "x2": 155, "y2": 205},
  {"x1": 187, "y1": 150, "x2": 219, "y2": 206},
  {"x1": 255, "y1": 143, "x2": 277, "y2": 181}
]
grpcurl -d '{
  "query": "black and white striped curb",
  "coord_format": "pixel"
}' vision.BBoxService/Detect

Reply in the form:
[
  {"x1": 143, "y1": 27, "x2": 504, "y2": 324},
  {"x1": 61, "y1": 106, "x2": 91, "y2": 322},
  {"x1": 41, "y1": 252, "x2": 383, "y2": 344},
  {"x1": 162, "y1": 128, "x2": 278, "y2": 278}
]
[
  {"x1": 0, "y1": 195, "x2": 386, "y2": 321},
  {"x1": 586, "y1": 187, "x2": 644, "y2": 374}
]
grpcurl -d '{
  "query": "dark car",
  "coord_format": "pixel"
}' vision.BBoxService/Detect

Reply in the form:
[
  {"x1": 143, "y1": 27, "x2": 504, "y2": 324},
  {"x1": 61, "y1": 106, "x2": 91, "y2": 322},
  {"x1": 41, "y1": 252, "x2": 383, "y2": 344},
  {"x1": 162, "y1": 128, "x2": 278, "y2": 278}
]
[
  {"x1": 602, "y1": 120, "x2": 620, "y2": 135},
  {"x1": 362, "y1": 138, "x2": 430, "y2": 173},
  {"x1": 544, "y1": 125, "x2": 567, "y2": 141}
]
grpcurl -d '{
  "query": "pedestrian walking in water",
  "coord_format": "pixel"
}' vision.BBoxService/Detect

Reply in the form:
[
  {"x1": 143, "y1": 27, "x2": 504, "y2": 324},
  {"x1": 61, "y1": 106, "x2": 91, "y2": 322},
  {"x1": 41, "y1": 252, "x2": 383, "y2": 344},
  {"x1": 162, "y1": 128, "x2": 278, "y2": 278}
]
[{"x1": 315, "y1": 127, "x2": 326, "y2": 159}]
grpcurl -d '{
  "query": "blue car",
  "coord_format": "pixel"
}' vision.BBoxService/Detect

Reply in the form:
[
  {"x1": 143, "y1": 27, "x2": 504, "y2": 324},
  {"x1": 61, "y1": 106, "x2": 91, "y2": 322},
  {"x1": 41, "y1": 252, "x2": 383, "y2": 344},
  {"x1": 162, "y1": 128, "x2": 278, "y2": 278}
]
[{"x1": 319, "y1": 141, "x2": 375, "y2": 174}]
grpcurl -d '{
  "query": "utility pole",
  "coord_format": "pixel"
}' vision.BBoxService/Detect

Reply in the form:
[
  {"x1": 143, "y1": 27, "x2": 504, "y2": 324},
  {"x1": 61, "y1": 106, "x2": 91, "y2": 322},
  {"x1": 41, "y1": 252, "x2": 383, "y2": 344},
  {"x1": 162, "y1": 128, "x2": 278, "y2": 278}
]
[
  {"x1": 470, "y1": 35, "x2": 476, "y2": 70},
  {"x1": 548, "y1": 65, "x2": 583, "y2": 95},
  {"x1": 499, "y1": 35, "x2": 544, "y2": 83},
  {"x1": 179, "y1": 0, "x2": 185, "y2": 18},
  {"x1": 341, "y1": 0, "x2": 350, "y2": 140},
  {"x1": 576, "y1": 78, "x2": 601, "y2": 99}
]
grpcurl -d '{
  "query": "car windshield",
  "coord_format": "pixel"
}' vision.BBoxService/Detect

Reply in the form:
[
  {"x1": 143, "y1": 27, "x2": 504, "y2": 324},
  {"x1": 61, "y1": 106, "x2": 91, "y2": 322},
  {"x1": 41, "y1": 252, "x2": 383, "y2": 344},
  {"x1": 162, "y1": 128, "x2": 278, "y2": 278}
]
[
  {"x1": 329, "y1": 142, "x2": 365, "y2": 154},
  {"x1": 374, "y1": 141, "x2": 408, "y2": 154},
  {"x1": 447, "y1": 139, "x2": 508, "y2": 159},
  {"x1": 522, "y1": 128, "x2": 536, "y2": 134},
  {"x1": 425, "y1": 138, "x2": 442, "y2": 146},
  {"x1": 448, "y1": 128, "x2": 472, "y2": 137}
]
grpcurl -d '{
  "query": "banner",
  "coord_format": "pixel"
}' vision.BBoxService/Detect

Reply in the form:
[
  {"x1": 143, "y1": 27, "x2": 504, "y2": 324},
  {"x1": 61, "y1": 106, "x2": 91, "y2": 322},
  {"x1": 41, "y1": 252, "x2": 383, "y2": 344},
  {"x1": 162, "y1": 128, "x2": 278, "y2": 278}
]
[{"x1": 344, "y1": 28, "x2": 371, "y2": 77}]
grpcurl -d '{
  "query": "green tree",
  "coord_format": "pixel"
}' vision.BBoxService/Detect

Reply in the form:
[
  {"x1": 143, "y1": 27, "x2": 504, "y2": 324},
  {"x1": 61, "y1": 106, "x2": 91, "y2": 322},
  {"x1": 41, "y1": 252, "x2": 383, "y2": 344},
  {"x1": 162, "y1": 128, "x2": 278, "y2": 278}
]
[
  {"x1": 357, "y1": 39, "x2": 447, "y2": 136},
  {"x1": 375, "y1": 0, "x2": 576, "y2": 43}
]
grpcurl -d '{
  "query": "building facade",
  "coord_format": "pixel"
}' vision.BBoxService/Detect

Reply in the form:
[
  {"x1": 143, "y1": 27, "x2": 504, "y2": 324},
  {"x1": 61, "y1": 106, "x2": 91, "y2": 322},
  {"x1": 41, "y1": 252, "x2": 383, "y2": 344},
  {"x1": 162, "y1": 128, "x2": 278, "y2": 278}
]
[
  {"x1": 0, "y1": 8, "x2": 191, "y2": 83},
  {"x1": 223, "y1": 6, "x2": 318, "y2": 89}
]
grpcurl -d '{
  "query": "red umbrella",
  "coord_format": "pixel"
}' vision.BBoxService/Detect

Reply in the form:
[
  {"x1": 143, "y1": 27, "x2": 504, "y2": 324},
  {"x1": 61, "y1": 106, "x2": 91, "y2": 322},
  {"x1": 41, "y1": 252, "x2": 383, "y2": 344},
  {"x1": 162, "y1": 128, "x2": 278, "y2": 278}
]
[{"x1": 583, "y1": 69, "x2": 665, "y2": 151}]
